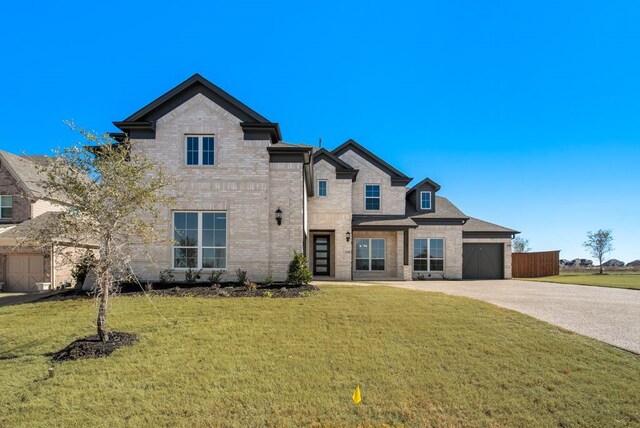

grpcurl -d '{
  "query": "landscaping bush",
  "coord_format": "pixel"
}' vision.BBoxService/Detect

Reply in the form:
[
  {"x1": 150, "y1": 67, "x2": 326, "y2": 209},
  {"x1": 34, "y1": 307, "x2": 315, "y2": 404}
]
[
  {"x1": 185, "y1": 268, "x2": 202, "y2": 284},
  {"x1": 208, "y1": 270, "x2": 224, "y2": 287},
  {"x1": 71, "y1": 251, "x2": 95, "y2": 288},
  {"x1": 286, "y1": 251, "x2": 312, "y2": 286},
  {"x1": 236, "y1": 269, "x2": 248, "y2": 286},
  {"x1": 159, "y1": 269, "x2": 174, "y2": 284}
]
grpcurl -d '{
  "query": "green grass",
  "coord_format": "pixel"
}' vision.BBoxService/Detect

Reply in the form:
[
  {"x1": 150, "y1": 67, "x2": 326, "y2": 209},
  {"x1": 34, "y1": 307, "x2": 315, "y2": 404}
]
[
  {"x1": 523, "y1": 272, "x2": 640, "y2": 290},
  {"x1": 1, "y1": 286, "x2": 639, "y2": 427}
]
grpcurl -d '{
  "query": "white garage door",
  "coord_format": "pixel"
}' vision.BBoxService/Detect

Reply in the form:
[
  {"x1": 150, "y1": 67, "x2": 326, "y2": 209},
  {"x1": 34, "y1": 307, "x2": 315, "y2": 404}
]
[{"x1": 5, "y1": 254, "x2": 46, "y2": 292}]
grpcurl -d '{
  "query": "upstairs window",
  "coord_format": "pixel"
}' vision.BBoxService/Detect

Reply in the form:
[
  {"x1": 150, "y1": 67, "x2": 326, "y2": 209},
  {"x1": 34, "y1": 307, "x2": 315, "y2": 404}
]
[
  {"x1": 420, "y1": 191, "x2": 432, "y2": 210},
  {"x1": 318, "y1": 180, "x2": 327, "y2": 197},
  {"x1": 365, "y1": 184, "x2": 381, "y2": 210},
  {"x1": 0, "y1": 195, "x2": 12, "y2": 219},
  {"x1": 185, "y1": 135, "x2": 215, "y2": 166}
]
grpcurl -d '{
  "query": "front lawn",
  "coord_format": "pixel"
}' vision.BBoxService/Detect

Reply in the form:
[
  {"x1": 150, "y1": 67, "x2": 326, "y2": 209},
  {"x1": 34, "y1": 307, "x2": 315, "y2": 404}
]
[
  {"x1": 523, "y1": 272, "x2": 640, "y2": 290},
  {"x1": 1, "y1": 286, "x2": 638, "y2": 426}
]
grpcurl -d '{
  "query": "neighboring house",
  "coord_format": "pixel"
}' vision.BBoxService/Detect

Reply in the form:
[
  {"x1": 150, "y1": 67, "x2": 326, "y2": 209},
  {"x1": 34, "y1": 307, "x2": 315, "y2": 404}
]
[
  {"x1": 0, "y1": 151, "x2": 72, "y2": 292},
  {"x1": 113, "y1": 74, "x2": 518, "y2": 282}
]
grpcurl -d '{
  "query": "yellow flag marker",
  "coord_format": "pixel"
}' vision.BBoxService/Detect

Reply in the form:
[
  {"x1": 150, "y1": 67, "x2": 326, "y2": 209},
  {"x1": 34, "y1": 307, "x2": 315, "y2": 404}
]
[{"x1": 352, "y1": 385, "x2": 362, "y2": 404}]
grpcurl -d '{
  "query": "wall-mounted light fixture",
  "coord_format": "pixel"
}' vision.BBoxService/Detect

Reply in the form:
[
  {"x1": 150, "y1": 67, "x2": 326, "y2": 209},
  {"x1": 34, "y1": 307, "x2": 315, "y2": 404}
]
[
  {"x1": 275, "y1": 207, "x2": 283, "y2": 226},
  {"x1": 346, "y1": 231, "x2": 351, "y2": 242}
]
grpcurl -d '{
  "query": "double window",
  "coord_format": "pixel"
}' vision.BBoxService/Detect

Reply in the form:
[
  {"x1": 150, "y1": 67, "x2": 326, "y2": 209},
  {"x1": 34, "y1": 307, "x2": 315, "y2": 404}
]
[
  {"x1": 185, "y1": 135, "x2": 215, "y2": 166},
  {"x1": 318, "y1": 179, "x2": 327, "y2": 197},
  {"x1": 355, "y1": 238, "x2": 385, "y2": 271},
  {"x1": 413, "y1": 238, "x2": 444, "y2": 272},
  {"x1": 173, "y1": 211, "x2": 227, "y2": 269},
  {"x1": 420, "y1": 191, "x2": 432, "y2": 210},
  {"x1": 365, "y1": 184, "x2": 381, "y2": 210},
  {"x1": 0, "y1": 195, "x2": 12, "y2": 219}
]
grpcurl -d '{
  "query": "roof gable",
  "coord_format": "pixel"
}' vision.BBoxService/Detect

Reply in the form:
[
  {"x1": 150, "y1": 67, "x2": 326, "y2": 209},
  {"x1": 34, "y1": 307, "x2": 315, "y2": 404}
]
[
  {"x1": 331, "y1": 139, "x2": 412, "y2": 186},
  {"x1": 114, "y1": 74, "x2": 281, "y2": 142},
  {"x1": 408, "y1": 177, "x2": 441, "y2": 193},
  {"x1": 312, "y1": 148, "x2": 359, "y2": 181},
  {"x1": 0, "y1": 150, "x2": 49, "y2": 200}
]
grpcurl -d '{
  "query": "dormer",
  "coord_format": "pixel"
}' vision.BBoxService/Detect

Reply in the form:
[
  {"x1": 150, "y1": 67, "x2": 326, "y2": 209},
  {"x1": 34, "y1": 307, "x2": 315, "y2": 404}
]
[{"x1": 407, "y1": 177, "x2": 441, "y2": 213}]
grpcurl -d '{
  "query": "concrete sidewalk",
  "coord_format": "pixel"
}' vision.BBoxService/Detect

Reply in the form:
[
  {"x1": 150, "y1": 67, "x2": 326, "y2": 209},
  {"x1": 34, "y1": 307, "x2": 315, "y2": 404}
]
[
  {"x1": 316, "y1": 279, "x2": 640, "y2": 354},
  {"x1": 0, "y1": 289, "x2": 65, "y2": 307}
]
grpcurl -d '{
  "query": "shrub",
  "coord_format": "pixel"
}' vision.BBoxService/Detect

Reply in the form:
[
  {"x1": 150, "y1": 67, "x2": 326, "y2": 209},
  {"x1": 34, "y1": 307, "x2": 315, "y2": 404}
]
[
  {"x1": 415, "y1": 273, "x2": 425, "y2": 281},
  {"x1": 236, "y1": 269, "x2": 248, "y2": 286},
  {"x1": 263, "y1": 274, "x2": 273, "y2": 286},
  {"x1": 286, "y1": 251, "x2": 312, "y2": 286},
  {"x1": 262, "y1": 290, "x2": 273, "y2": 298},
  {"x1": 144, "y1": 282, "x2": 153, "y2": 292},
  {"x1": 185, "y1": 268, "x2": 202, "y2": 284},
  {"x1": 71, "y1": 251, "x2": 96, "y2": 288},
  {"x1": 159, "y1": 269, "x2": 174, "y2": 284},
  {"x1": 208, "y1": 270, "x2": 224, "y2": 287}
]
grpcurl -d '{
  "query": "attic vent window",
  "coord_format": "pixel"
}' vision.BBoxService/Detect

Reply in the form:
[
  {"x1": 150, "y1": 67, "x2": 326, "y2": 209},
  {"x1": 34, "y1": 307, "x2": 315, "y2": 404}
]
[
  {"x1": 185, "y1": 135, "x2": 215, "y2": 166},
  {"x1": 420, "y1": 191, "x2": 432, "y2": 210}
]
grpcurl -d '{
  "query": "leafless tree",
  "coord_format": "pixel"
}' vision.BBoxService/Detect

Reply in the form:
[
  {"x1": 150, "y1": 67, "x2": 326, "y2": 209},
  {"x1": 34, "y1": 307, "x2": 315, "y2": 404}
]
[
  {"x1": 512, "y1": 236, "x2": 530, "y2": 253},
  {"x1": 583, "y1": 229, "x2": 614, "y2": 274}
]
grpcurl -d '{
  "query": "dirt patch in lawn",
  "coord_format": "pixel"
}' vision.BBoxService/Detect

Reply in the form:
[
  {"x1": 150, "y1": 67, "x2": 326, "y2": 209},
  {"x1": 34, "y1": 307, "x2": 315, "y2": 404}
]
[
  {"x1": 45, "y1": 283, "x2": 319, "y2": 301},
  {"x1": 51, "y1": 332, "x2": 138, "y2": 362}
]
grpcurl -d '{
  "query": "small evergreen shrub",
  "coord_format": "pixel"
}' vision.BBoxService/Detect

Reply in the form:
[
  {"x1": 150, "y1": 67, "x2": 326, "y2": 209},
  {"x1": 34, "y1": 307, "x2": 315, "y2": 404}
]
[
  {"x1": 185, "y1": 268, "x2": 202, "y2": 284},
  {"x1": 159, "y1": 269, "x2": 174, "y2": 284},
  {"x1": 71, "y1": 251, "x2": 96, "y2": 288},
  {"x1": 263, "y1": 274, "x2": 273, "y2": 286},
  {"x1": 236, "y1": 269, "x2": 248, "y2": 286},
  {"x1": 208, "y1": 270, "x2": 224, "y2": 287},
  {"x1": 286, "y1": 251, "x2": 312, "y2": 286}
]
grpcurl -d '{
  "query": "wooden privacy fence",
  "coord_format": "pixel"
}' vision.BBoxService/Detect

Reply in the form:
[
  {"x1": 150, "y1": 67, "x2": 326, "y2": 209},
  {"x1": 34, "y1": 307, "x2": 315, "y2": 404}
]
[{"x1": 512, "y1": 250, "x2": 560, "y2": 278}]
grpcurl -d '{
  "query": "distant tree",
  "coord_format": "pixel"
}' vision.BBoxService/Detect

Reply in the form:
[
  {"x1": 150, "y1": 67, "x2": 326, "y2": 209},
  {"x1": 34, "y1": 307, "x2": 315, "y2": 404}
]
[
  {"x1": 25, "y1": 124, "x2": 175, "y2": 342},
  {"x1": 512, "y1": 236, "x2": 530, "y2": 253},
  {"x1": 583, "y1": 229, "x2": 614, "y2": 274}
]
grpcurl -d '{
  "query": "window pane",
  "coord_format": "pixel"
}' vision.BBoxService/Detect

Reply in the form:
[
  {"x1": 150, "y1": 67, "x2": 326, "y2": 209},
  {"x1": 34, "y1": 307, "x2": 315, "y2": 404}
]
[
  {"x1": 421, "y1": 192, "x2": 431, "y2": 209},
  {"x1": 214, "y1": 248, "x2": 226, "y2": 269},
  {"x1": 365, "y1": 185, "x2": 380, "y2": 197},
  {"x1": 371, "y1": 259, "x2": 385, "y2": 270},
  {"x1": 355, "y1": 239, "x2": 369, "y2": 259},
  {"x1": 355, "y1": 259, "x2": 369, "y2": 271},
  {"x1": 1, "y1": 207, "x2": 11, "y2": 219},
  {"x1": 430, "y1": 259, "x2": 444, "y2": 271},
  {"x1": 365, "y1": 197, "x2": 380, "y2": 210},
  {"x1": 430, "y1": 239, "x2": 444, "y2": 259},
  {"x1": 174, "y1": 248, "x2": 197, "y2": 268},
  {"x1": 318, "y1": 180, "x2": 327, "y2": 196},
  {"x1": 1, "y1": 196, "x2": 12, "y2": 208},
  {"x1": 215, "y1": 213, "x2": 226, "y2": 229},
  {"x1": 202, "y1": 137, "x2": 214, "y2": 165},
  {"x1": 186, "y1": 137, "x2": 199, "y2": 165},
  {"x1": 371, "y1": 239, "x2": 385, "y2": 259},
  {"x1": 174, "y1": 212, "x2": 198, "y2": 246},
  {"x1": 414, "y1": 239, "x2": 427, "y2": 259},
  {"x1": 414, "y1": 259, "x2": 429, "y2": 271}
]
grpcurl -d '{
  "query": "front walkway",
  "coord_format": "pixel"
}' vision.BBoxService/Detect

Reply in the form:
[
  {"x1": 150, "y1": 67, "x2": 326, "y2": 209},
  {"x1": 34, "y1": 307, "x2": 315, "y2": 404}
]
[
  {"x1": 315, "y1": 279, "x2": 640, "y2": 354},
  {"x1": 0, "y1": 290, "x2": 64, "y2": 307}
]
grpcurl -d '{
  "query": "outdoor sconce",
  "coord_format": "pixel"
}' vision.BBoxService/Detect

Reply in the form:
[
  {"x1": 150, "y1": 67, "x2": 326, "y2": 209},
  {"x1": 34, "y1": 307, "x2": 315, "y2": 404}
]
[
  {"x1": 346, "y1": 231, "x2": 351, "y2": 242},
  {"x1": 275, "y1": 207, "x2": 283, "y2": 226}
]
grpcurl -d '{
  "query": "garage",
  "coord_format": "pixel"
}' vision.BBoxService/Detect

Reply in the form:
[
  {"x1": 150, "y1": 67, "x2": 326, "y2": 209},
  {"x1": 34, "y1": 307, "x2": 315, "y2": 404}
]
[
  {"x1": 463, "y1": 243, "x2": 504, "y2": 279},
  {"x1": 4, "y1": 254, "x2": 46, "y2": 292}
]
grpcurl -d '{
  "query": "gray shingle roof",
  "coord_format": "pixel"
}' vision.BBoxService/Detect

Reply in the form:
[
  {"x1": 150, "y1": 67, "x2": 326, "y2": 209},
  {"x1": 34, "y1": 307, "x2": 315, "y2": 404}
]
[
  {"x1": 463, "y1": 217, "x2": 519, "y2": 234},
  {"x1": 0, "y1": 150, "x2": 51, "y2": 200},
  {"x1": 407, "y1": 196, "x2": 468, "y2": 219}
]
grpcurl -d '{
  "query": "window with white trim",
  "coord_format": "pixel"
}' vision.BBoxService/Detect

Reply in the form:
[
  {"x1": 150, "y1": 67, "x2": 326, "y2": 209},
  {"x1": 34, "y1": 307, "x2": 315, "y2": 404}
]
[
  {"x1": 420, "y1": 191, "x2": 432, "y2": 210},
  {"x1": 413, "y1": 238, "x2": 444, "y2": 272},
  {"x1": 0, "y1": 195, "x2": 12, "y2": 219},
  {"x1": 365, "y1": 184, "x2": 381, "y2": 210},
  {"x1": 355, "y1": 238, "x2": 385, "y2": 271},
  {"x1": 318, "y1": 179, "x2": 327, "y2": 197},
  {"x1": 173, "y1": 211, "x2": 226, "y2": 269},
  {"x1": 185, "y1": 135, "x2": 215, "y2": 166}
]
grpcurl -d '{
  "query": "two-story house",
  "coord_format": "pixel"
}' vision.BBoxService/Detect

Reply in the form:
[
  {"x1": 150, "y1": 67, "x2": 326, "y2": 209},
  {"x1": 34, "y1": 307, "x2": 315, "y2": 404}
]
[
  {"x1": 113, "y1": 74, "x2": 518, "y2": 283},
  {"x1": 0, "y1": 151, "x2": 72, "y2": 291}
]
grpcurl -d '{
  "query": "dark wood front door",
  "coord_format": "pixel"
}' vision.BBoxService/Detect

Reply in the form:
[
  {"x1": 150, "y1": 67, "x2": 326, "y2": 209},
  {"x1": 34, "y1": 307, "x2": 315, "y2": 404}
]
[{"x1": 313, "y1": 235, "x2": 330, "y2": 276}]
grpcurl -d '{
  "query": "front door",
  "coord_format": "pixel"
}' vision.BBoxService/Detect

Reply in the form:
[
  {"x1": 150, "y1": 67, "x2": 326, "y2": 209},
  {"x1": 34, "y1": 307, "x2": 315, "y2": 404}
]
[{"x1": 313, "y1": 235, "x2": 330, "y2": 276}]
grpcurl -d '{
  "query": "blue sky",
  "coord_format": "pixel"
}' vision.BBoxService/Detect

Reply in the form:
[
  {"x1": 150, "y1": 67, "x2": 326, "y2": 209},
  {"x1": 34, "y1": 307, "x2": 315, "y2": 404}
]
[{"x1": 1, "y1": 1, "x2": 638, "y2": 262}]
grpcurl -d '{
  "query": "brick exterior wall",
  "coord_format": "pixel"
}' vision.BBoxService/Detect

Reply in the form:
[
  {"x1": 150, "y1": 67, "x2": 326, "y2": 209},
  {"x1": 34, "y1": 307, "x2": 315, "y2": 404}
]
[
  {"x1": 127, "y1": 94, "x2": 303, "y2": 283},
  {"x1": 0, "y1": 162, "x2": 31, "y2": 224},
  {"x1": 336, "y1": 150, "x2": 406, "y2": 215},
  {"x1": 352, "y1": 230, "x2": 403, "y2": 280},
  {"x1": 307, "y1": 160, "x2": 353, "y2": 280},
  {"x1": 410, "y1": 225, "x2": 464, "y2": 279}
]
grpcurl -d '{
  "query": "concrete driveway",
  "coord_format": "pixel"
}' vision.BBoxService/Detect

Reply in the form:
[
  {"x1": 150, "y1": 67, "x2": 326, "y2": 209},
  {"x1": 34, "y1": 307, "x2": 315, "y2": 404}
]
[{"x1": 328, "y1": 279, "x2": 640, "y2": 354}]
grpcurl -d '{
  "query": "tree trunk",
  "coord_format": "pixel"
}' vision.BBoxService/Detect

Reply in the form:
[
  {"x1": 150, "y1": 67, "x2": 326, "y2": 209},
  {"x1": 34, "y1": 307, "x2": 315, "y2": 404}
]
[
  {"x1": 599, "y1": 256, "x2": 603, "y2": 275},
  {"x1": 97, "y1": 279, "x2": 109, "y2": 342}
]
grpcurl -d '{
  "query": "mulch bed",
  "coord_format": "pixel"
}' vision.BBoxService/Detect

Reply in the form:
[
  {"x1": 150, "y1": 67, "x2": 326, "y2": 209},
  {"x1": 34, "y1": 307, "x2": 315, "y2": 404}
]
[
  {"x1": 50, "y1": 332, "x2": 138, "y2": 362},
  {"x1": 44, "y1": 283, "x2": 319, "y2": 301}
]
